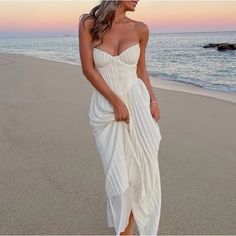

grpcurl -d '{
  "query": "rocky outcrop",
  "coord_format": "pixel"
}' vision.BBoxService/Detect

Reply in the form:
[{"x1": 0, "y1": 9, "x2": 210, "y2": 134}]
[{"x1": 203, "y1": 43, "x2": 236, "y2": 51}]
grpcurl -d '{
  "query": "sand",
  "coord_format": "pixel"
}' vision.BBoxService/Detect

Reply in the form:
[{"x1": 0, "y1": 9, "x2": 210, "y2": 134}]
[{"x1": 0, "y1": 52, "x2": 236, "y2": 235}]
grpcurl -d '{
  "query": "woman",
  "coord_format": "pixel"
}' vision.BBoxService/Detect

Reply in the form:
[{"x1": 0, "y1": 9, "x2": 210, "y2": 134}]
[{"x1": 78, "y1": 0, "x2": 162, "y2": 235}]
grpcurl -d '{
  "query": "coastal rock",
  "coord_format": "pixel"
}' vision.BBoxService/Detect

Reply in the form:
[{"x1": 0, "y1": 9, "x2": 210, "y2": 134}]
[
  {"x1": 217, "y1": 44, "x2": 236, "y2": 51},
  {"x1": 203, "y1": 43, "x2": 222, "y2": 48},
  {"x1": 203, "y1": 43, "x2": 236, "y2": 51}
]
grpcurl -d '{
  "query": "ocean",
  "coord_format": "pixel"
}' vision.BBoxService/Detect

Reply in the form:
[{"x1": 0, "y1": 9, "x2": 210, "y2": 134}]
[{"x1": 0, "y1": 31, "x2": 235, "y2": 95}]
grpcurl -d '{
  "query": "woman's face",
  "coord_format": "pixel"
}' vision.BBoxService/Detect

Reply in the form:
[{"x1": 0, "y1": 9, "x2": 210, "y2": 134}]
[{"x1": 119, "y1": 0, "x2": 139, "y2": 11}]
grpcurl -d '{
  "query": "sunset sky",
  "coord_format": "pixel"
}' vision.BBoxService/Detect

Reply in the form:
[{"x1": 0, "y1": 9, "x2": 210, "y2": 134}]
[{"x1": 0, "y1": 0, "x2": 236, "y2": 38}]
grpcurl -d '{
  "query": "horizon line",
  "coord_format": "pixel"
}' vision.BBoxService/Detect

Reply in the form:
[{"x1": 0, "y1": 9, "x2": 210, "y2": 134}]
[{"x1": 1, "y1": 29, "x2": 236, "y2": 39}]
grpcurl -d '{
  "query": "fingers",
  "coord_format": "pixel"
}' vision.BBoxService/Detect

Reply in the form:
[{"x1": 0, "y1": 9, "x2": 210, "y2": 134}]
[
  {"x1": 123, "y1": 111, "x2": 130, "y2": 123},
  {"x1": 113, "y1": 102, "x2": 130, "y2": 123},
  {"x1": 115, "y1": 114, "x2": 129, "y2": 123},
  {"x1": 114, "y1": 111, "x2": 124, "y2": 122},
  {"x1": 151, "y1": 111, "x2": 160, "y2": 123},
  {"x1": 114, "y1": 111, "x2": 129, "y2": 123},
  {"x1": 114, "y1": 112, "x2": 122, "y2": 122},
  {"x1": 124, "y1": 115, "x2": 130, "y2": 123}
]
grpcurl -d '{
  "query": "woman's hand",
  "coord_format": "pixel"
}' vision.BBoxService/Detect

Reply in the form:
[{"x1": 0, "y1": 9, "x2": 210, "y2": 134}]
[
  {"x1": 112, "y1": 99, "x2": 130, "y2": 123},
  {"x1": 150, "y1": 102, "x2": 160, "y2": 122}
]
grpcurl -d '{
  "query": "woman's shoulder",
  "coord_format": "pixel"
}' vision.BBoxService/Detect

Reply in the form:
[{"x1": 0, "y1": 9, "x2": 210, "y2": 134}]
[
  {"x1": 79, "y1": 14, "x2": 95, "y2": 31},
  {"x1": 127, "y1": 19, "x2": 149, "y2": 38},
  {"x1": 126, "y1": 17, "x2": 149, "y2": 34},
  {"x1": 134, "y1": 20, "x2": 149, "y2": 34}
]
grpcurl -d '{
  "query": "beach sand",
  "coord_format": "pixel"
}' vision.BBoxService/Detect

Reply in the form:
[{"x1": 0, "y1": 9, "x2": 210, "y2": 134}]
[{"x1": 0, "y1": 52, "x2": 236, "y2": 235}]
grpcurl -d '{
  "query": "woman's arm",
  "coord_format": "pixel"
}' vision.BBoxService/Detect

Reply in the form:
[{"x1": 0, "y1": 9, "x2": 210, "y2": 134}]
[
  {"x1": 136, "y1": 22, "x2": 160, "y2": 122},
  {"x1": 78, "y1": 16, "x2": 130, "y2": 123},
  {"x1": 78, "y1": 17, "x2": 120, "y2": 106},
  {"x1": 136, "y1": 22, "x2": 158, "y2": 103}
]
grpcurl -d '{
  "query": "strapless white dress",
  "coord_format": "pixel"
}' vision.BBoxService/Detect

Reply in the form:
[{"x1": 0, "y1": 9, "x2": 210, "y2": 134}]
[{"x1": 89, "y1": 43, "x2": 162, "y2": 236}]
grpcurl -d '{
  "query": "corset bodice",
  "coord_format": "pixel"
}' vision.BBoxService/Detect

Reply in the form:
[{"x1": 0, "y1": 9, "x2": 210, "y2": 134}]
[{"x1": 93, "y1": 43, "x2": 141, "y2": 96}]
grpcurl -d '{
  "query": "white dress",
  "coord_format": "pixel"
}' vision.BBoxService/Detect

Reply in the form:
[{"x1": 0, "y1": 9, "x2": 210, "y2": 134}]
[{"x1": 89, "y1": 43, "x2": 162, "y2": 236}]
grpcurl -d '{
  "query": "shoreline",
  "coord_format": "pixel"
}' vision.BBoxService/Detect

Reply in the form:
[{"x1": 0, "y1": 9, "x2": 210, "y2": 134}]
[
  {"x1": 150, "y1": 76, "x2": 236, "y2": 105},
  {"x1": 1, "y1": 51, "x2": 236, "y2": 104}
]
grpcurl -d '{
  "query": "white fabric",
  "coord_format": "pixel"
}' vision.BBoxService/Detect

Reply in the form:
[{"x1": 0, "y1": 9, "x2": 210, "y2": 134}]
[{"x1": 89, "y1": 43, "x2": 162, "y2": 235}]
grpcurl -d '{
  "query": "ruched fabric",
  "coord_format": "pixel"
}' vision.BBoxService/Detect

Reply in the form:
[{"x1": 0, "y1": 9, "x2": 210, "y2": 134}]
[{"x1": 89, "y1": 43, "x2": 162, "y2": 235}]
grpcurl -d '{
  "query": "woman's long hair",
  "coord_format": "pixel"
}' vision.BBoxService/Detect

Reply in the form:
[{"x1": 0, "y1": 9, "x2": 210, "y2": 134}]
[{"x1": 79, "y1": 0, "x2": 120, "y2": 45}]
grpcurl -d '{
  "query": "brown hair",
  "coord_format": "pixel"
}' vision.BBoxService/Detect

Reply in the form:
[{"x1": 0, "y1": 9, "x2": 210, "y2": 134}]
[{"x1": 79, "y1": 0, "x2": 120, "y2": 45}]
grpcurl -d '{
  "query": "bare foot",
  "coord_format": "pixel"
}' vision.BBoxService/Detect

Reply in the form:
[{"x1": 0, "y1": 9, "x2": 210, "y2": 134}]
[
  {"x1": 120, "y1": 228, "x2": 133, "y2": 235},
  {"x1": 120, "y1": 210, "x2": 135, "y2": 235}
]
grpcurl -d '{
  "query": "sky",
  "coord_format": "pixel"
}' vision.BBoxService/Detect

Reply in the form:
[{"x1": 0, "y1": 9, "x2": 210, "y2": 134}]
[{"x1": 0, "y1": 0, "x2": 236, "y2": 38}]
